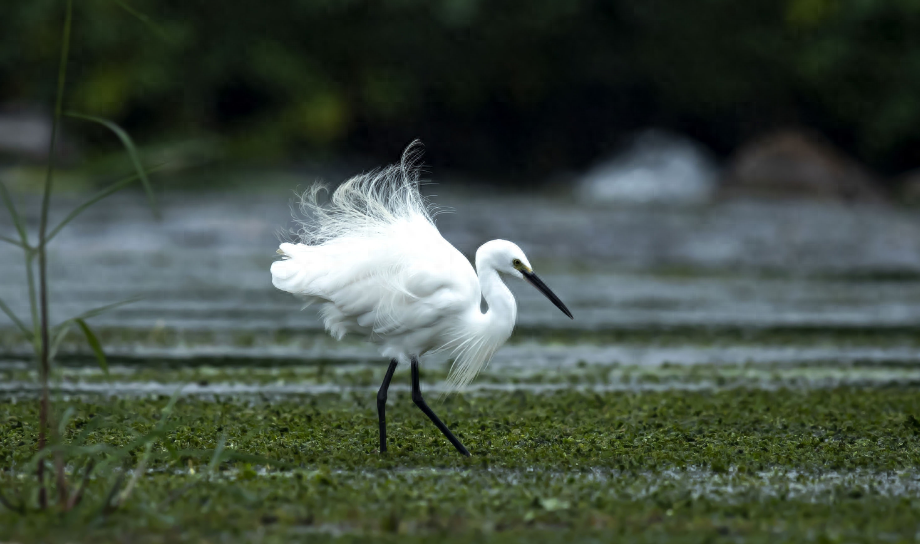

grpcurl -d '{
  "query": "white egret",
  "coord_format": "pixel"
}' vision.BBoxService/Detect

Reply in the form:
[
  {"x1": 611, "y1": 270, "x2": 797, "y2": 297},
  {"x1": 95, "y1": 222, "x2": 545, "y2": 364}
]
[{"x1": 270, "y1": 143, "x2": 573, "y2": 456}]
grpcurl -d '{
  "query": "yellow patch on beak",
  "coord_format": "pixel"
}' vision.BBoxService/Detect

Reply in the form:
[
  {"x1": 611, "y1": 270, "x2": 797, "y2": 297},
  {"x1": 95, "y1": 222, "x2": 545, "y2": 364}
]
[{"x1": 513, "y1": 261, "x2": 532, "y2": 274}]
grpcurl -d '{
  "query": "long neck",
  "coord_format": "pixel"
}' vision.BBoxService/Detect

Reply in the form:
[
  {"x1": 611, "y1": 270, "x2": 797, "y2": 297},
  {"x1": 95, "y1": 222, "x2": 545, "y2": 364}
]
[
  {"x1": 477, "y1": 265, "x2": 517, "y2": 334},
  {"x1": 442, "y1": 253, "x2": 518, "y2": 390}
]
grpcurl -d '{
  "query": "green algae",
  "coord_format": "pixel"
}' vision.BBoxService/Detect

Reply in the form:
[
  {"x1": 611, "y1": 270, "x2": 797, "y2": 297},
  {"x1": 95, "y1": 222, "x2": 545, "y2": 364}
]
[
  {"x1": 3, "y1": 388, "x2": 920, "y2": 471},
  {"x1": 3, "y1": 387, "x2": 920, "y2": 542}
]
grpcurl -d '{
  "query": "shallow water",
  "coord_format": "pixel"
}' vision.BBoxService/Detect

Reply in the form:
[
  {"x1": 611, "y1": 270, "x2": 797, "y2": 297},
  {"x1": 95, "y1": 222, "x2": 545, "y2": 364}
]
[
  {"x1": 10, "y1": 342, "x2": 920, "y2": 367},
  {"x1": 3, "y1": 358, "x2": 920, "y2": 401},
  {"x1": 4, "y1": 189, "x2": 920, "y2": 390},
  {"x1": 3, "y1": 191, "x2": 920, "y2": 332}
]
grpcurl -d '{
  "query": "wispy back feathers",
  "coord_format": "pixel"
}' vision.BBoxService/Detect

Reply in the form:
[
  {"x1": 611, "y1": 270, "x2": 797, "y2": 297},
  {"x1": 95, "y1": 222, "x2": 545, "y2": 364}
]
[{"x1": 293, "y1": 141, "x2": 437, "y2": 246}]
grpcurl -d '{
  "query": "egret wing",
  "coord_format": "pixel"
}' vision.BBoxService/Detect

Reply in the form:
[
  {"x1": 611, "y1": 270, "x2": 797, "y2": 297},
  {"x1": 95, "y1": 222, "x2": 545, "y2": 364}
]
[{"x1": 271, "y1": 219, "x2": 478, "y2": 340}]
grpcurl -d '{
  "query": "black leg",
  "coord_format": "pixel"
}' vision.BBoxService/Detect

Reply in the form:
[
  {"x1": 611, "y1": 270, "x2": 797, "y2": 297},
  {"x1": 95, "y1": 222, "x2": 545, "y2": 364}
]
[
  {"x1": 410, "y1": 357, "x2": 471, "y2": 457},
  {"x1": 377, "y1": 359, "x2": 398, "y2": 453}
]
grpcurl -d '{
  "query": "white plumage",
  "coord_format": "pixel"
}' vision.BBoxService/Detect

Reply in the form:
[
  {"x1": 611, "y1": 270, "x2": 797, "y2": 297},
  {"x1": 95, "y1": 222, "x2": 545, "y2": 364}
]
[{"x1": 271, "y1": 143, "x2": 572, "y2": 392}]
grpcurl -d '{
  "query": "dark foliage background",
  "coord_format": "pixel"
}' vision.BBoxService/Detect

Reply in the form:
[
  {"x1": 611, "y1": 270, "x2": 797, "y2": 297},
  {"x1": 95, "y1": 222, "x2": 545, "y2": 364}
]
[{"x1": 3, "y1": 0, "x2": 919, "y2": 180}]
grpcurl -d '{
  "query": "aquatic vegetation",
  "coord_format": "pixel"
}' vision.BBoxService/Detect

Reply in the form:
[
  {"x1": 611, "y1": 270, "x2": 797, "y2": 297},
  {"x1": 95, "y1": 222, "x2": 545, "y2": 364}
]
[
  {"x1": 0, "y1": 0, "x2": 182, "y2": 517},
  {"x1": 2, "y1": 385, "x2": 920, "y2": 542}
]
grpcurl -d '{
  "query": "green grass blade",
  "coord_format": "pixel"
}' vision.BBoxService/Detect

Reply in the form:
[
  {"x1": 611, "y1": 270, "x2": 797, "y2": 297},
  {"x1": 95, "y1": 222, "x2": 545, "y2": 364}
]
[
  {"x1": 115, "y1": 1, "x2": 176, "y2": 45},
  {"x1": 159, "y1": 436, "x2": 228, "y2": 509},
  {"x1": 58, "y1": 296, "x2": 142, "y2": 325},
  {"x1": 25, "y1": 253, "x2": 39, "y2": 350},
  {"x1": 26, "y1": 443, "x2": 120, "y2": 473},
  {"x1": 0, "y1": 180, "x2": 29, "y2": 247},
  {"x1": 158, "y1": 387, "x2": 184, "y2": 426},
  {"x1": 73, "y1": 414, "x2": 108, "y2": 446},
  {"x1": 87, "y1": 428, "x2": 174, "y2": 474},
  {"x1": 118, "y1": 442, "x2": 151, "y2": 507},
  {"x1": 51, "y1": 297, "x2": 140, "y2": 360},
  {"x1": 46, "y1": 163, "x2": 167, "y2": 243},
  {"x1": 57, "y1": 406, "x2": 76, "y2": 437},
  {"x1": 75, "y1": 318, "x2": 108, "y2": 376},
  {"x1": 122, "y1": 426, "x2": 175, "y2": 452},
  {"x1": 0, "y1": 487, "x2": 23, "y2": 515},
  {"x1": 0, "y1": 235, "x2": 25, "y2": 249},
  {"x1": 98, "y1": 470, "x2": 126, "y2": 516},
  {"x1": 65, "y1": 112, "x2": 159, "y2": 219},
  {"x1": 117, "y1": 388, "x2": 186, "y2": 482},
  {"x1": 66, "y1": 458, "x2": 96, "y2": 511},
  {"x1": 0, "y1": 296, "x2": 32, "y2": 340},
  {"x1": 27, "y1": 426, "x2": 173, "y2": 475},
  {"x1": 74, "y1": 389, "x2": 184, "y2": 475},
  {"x1": 37, "y1": 3, "x2": 74, "y2": 435},
  {"x1": 207, "y1": 435, "x2": 227, "y2": 476},
  {"x1": 49, "y1": 322, "x2": 71, "y2": 362}
]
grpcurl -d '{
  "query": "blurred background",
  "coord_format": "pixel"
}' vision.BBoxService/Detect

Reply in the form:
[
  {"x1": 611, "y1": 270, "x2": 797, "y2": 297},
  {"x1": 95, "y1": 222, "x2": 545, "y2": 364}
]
[
  {"x1": 2, "y1": 0, "x2": 920, "y2": 190},
  {"x1": 3, "y1": 0, "x2": 920, "y2": 385},
  {"x1": 6, "y1": 5, "x2": 920, "y2": 537}
]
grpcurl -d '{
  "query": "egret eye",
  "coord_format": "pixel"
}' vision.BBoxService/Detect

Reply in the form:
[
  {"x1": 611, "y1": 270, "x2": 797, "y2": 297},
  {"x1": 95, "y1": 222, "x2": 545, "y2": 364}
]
[{"x1": 512, "y1": 259, "x2": 522, "y2": 267}]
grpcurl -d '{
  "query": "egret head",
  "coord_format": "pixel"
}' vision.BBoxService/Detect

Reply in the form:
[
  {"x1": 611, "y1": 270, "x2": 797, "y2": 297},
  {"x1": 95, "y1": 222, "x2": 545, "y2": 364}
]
[{"x1": 477, "y1": 240, "x2": 573, "y2": 319}]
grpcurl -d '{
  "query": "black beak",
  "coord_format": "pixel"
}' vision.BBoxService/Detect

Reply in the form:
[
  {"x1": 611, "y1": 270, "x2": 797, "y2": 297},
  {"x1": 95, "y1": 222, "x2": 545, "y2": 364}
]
[{"x1": 522, "y1": 270, "x2": 573, "y2": 319}]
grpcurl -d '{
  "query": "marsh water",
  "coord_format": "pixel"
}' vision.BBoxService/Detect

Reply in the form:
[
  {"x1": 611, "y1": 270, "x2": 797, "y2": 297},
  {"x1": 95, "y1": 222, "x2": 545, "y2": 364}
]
[{"x1": 3, "y1": 185, "x2": 920, "y2": 390}]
